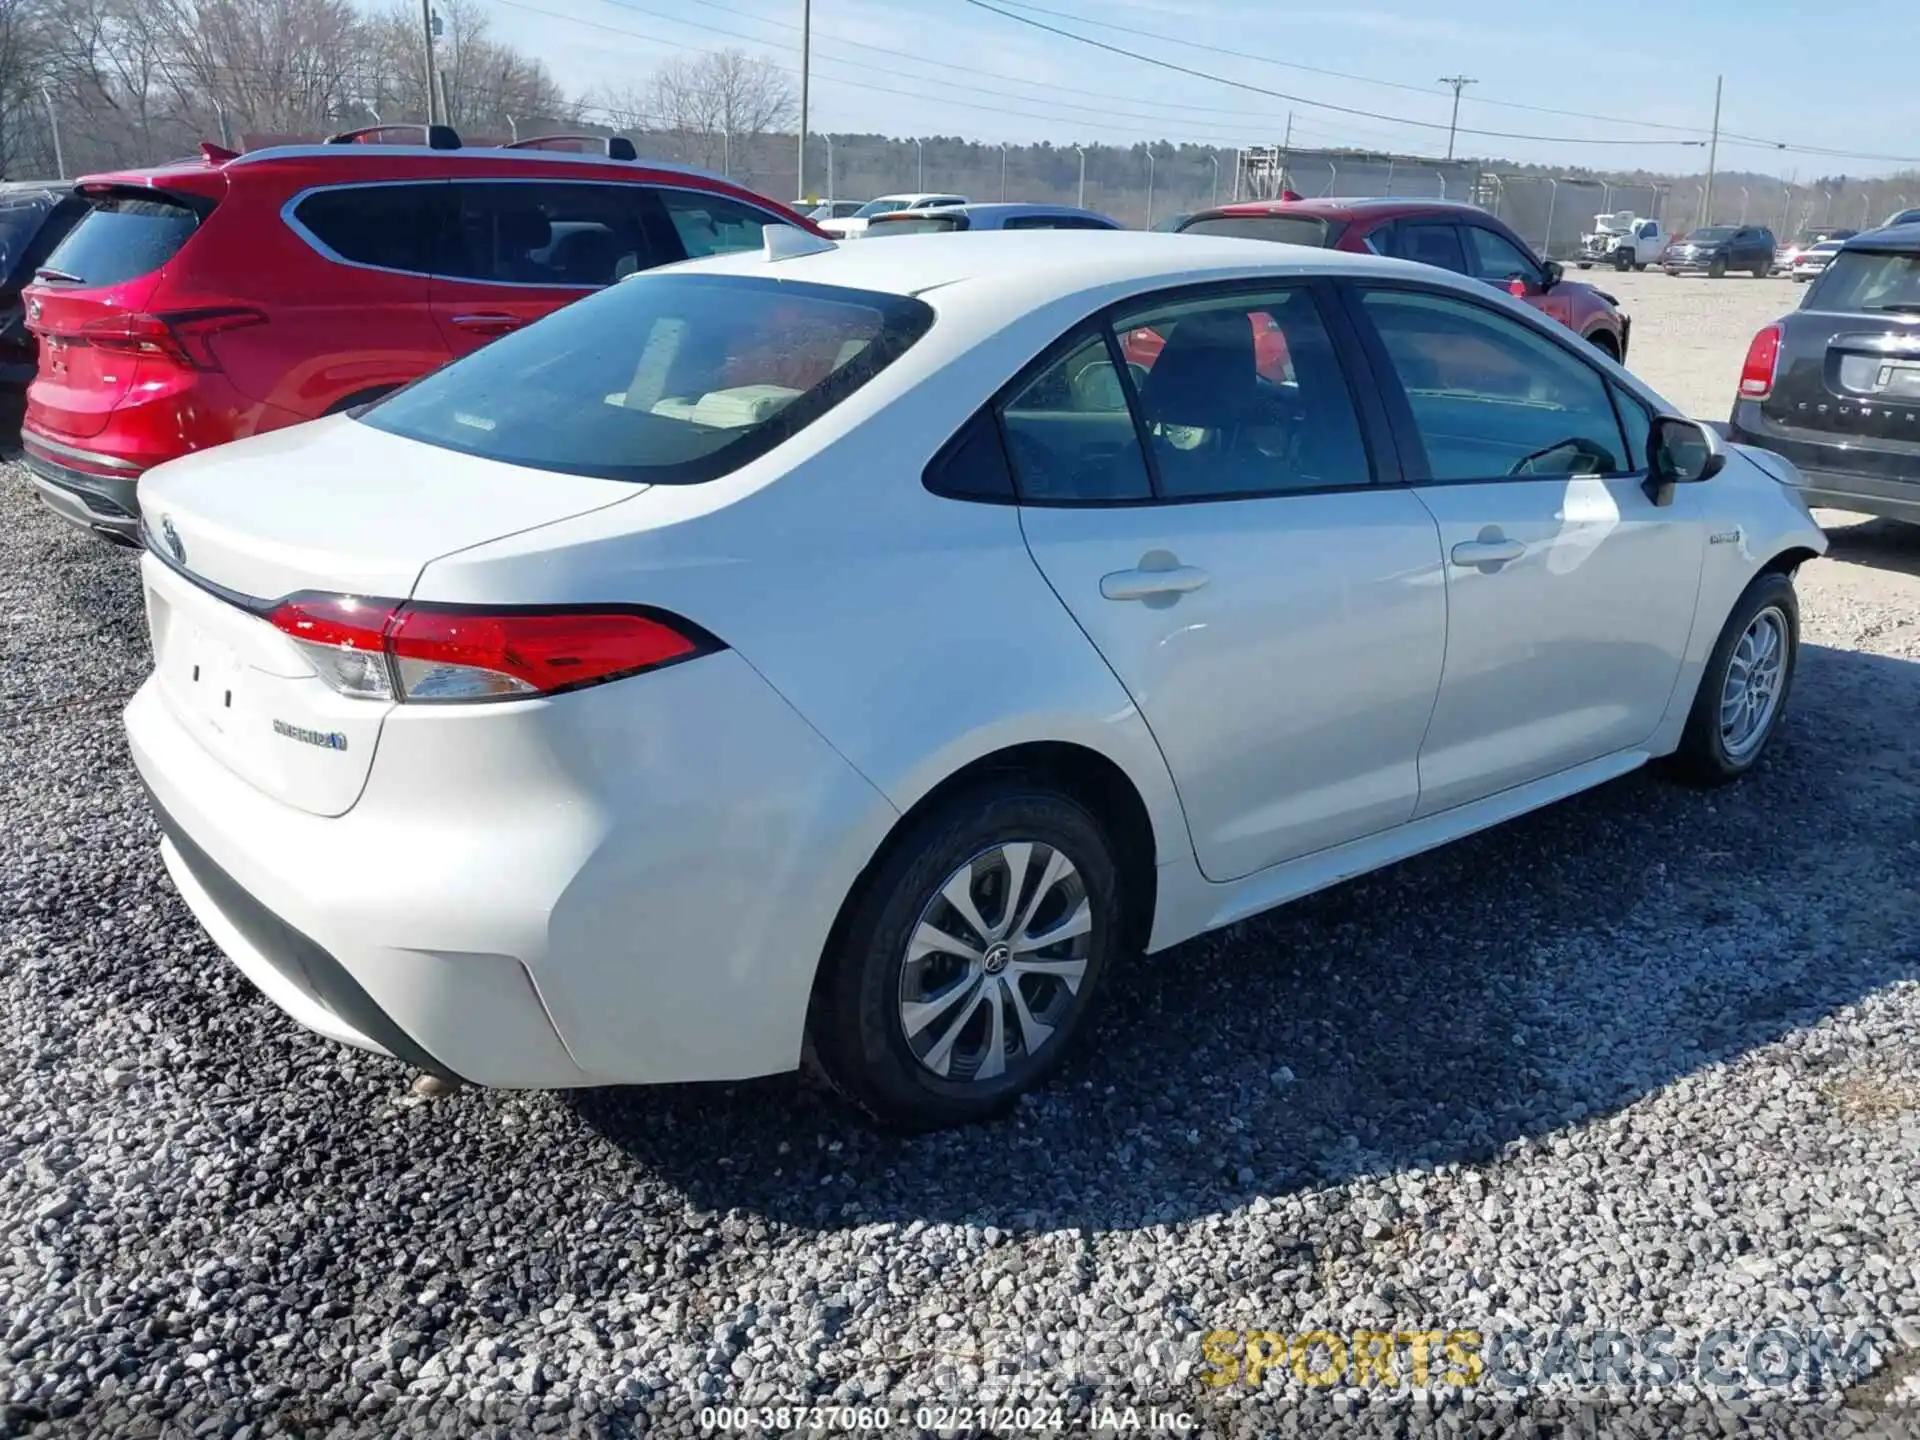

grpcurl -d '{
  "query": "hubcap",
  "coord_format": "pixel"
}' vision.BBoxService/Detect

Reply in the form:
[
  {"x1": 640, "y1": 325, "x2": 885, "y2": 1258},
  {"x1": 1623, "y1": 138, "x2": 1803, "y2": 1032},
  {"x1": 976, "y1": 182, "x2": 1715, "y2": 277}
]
[
  {"x1": 897, "y1": 841, "x2": 1092, "y2": 1084},
  {"x1": 1720, "y1": 604, "x2": 1788, "y2": 761}
]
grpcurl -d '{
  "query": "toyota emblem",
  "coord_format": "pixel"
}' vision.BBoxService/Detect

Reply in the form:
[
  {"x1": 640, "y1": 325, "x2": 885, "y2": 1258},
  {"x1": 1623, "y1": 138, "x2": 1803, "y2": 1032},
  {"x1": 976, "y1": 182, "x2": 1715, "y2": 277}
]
[{"x1": 160, "y1": 515, "x2": 186, "y2": 566}]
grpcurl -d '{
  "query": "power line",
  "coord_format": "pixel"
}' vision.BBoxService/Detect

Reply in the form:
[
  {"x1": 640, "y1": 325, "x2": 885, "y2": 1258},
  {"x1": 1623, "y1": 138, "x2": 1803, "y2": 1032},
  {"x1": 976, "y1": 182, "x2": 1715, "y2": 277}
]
[{"x1": 960, "y1": 0, "x2": 1711, "y2": 148}]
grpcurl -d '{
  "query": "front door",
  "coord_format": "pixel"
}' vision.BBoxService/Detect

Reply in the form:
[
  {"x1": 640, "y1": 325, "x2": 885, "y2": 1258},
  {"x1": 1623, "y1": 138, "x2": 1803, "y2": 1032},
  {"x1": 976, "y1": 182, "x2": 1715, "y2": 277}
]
[
  {"x1": 1347, "y1": 283, "x2": 1704, "y2": 815},
  {"x1": 1009, "y1": 284, "x2": 1448, "y2": 882}
]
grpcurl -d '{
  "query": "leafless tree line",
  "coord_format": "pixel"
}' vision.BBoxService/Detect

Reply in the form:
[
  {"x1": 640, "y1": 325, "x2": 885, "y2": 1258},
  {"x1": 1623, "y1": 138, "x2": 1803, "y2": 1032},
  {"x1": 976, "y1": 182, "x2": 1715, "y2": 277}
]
[{"x1": 0, "y1": 0, "x2": 801, "y2": 182}]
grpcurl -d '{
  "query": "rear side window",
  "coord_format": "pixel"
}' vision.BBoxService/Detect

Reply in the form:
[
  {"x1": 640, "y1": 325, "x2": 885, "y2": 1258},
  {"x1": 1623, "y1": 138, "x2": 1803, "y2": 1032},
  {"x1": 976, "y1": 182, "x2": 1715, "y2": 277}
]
[
  {"x1": 442, "y1": 182, "x2": 657, "y2": 286},
  {"x1": 1178, "y1": 215, "x2": 1344, "y2": 248},
  {"x1": 1393, "y1": 222, "x2": 1469, "y2": 274},
  {"x1": 1808, "y1": 250, "x2": 1920, "y2": 314},
  {"x1": 996, "y1": 334, "x2": 1153, "y2": 503},
  {"x1": 657, "y1": 190, "x2": 789, "y2": 258},
  {"x1": 41, "y1": 192, "x2": 201, "y2": 288},
  {"x1": 293, "y1": 183, "x2": 447, "y2": 274},
  {"x1": 359, "y1": 272, "x2": 932, "y2": 484}
]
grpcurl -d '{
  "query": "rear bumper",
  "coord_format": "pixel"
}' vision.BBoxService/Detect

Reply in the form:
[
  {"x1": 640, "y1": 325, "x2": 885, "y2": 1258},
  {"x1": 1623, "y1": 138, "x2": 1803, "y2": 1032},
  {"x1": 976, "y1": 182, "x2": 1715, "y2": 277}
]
[
  {"x1": 124, "y1": 626, "x2": 898, "y2": 1088},
  {"x1": 23, "y1": 440, "x2": 143, "y2": 545},
  {"x1": 1729, "y1": 404, "x2": 1920, "y2": 520}
]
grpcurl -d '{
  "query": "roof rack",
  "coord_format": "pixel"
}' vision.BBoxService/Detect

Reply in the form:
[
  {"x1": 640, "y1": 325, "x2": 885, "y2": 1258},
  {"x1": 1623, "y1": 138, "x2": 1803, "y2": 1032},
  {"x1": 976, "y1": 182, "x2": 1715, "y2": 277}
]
[
  {"x1": 504, "y1": 133, "x2": 637, "y2": 162},
  {"x1": 325, "y1": 123, "x2": 462, "y2": 151}
]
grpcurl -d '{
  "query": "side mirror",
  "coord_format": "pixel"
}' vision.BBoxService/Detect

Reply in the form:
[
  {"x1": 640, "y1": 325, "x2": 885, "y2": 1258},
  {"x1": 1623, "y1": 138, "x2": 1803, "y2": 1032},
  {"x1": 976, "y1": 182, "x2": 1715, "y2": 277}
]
[
  {"x1": 1643, "y1": 415, "x2": 1726, "y2": 506},
  {"x1": 1541, "y1": 259, "x2": 1564, "y2": 289}
]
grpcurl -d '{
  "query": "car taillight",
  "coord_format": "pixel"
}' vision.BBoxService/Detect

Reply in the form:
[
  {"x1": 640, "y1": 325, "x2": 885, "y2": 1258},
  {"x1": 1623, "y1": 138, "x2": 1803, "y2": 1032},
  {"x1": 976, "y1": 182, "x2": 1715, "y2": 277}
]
[
  {"x1": 1739, "y1": 323, "x2": 1783, "y2": 400},
  {"x1": 264, "y1": 594, "x2": 716, "y2": 703},
  {"x1": 79, "y1": 307, "x2": 266, "y2": 371}
]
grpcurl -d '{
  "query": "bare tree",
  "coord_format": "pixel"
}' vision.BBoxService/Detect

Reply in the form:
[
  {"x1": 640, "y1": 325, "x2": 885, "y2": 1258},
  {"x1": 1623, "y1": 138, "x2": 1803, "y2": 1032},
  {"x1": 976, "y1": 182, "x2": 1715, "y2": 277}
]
[
  {"x1": 594, "y1": 47, "x2": 794, "y2": 176},
  {"x1": 364, "y1": 0, "x2": 571, "y2": 139}
]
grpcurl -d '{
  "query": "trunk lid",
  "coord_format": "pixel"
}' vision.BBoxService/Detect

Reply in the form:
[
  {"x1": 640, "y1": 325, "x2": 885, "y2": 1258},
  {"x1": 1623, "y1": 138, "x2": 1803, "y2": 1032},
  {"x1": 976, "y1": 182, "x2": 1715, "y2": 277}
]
[
  {"x1": 139, "y1": 417, "x2": 643, "y2": 815},
  {"x1": 1767, "y1": 307, "x2": 1920, "y2": 443},
  {"x1": 23, "y1": 185, "x2": 211, "y2": 438}
]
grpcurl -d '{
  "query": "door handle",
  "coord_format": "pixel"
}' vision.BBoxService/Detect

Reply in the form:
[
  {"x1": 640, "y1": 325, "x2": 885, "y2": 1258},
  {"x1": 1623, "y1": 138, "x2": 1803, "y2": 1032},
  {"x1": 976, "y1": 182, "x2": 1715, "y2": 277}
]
[
  {"x1": 1450, "y1": 538, "x2": 1526, "y2": 569},
  {"x1": 449, "y1": 313, "x2": 524, "y2": 335},
  {"x1": 1100, "y1": 564, "x2": 1211, "y2": 601}
]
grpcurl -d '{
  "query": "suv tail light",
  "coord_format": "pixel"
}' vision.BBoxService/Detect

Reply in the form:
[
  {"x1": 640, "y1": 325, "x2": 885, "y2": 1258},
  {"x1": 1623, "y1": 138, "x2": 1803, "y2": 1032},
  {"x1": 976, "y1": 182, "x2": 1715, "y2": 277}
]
[
  {"x1": 1739, "y1": 323, "x2": 1783, "y2": 399},
  {"x1": 266, "y1": 595, "x2": 718, "y2": 703},
  {"x1": 79, "y1": 307, "x2": 266, "y2": 371}
]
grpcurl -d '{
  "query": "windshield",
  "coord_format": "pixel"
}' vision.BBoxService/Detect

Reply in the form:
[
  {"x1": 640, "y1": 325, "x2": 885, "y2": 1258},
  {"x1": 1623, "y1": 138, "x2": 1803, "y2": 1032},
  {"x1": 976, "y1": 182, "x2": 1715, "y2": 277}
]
[
  {"x1": 1688, "y1": 227, "x2": 1736, "y2": 243},
  {"x1": 853, "y1": 199, "x2": 909, "y2": 219},
  {"x1": 1177, "y1": 214, "x2": 1345, "y2": 248},
  {"x1": 868, "y1": 214, "x2": 966, "y2": 235},
  {"x1": 359, "y1": 273, "x2": 934, "y2": 484},
  {"x1": 1808, "y1": 250, "x2": 1920, "y2": 314}
]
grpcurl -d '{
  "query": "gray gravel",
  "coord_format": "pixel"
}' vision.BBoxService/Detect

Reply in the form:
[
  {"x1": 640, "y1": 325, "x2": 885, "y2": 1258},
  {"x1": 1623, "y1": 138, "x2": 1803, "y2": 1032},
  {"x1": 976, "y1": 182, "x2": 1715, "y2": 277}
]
[{"x1": 4, "y1": 389, "x2": 1920, "y2": 1439}]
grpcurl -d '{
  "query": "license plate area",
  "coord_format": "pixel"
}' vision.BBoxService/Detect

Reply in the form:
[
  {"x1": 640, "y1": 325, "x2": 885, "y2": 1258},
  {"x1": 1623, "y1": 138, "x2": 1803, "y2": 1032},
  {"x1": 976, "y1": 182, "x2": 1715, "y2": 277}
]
[{"x1": 172, "y1": 621, "x2": 247, "y2": 736}]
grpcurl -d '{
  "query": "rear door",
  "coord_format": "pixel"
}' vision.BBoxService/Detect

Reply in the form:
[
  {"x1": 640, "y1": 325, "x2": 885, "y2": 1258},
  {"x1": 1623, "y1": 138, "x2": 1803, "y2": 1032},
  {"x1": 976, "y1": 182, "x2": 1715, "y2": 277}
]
[
  {"x1": 1012, "y1": 282, "x2": 1448, "y2": 882},
  {"x1": 24, "y1": 187, "x2": 209, "y2": 437},
  {"x1": 429, "y1": 179, "x2": 668, "y2": 357},
  {"x1": 1346, "y1": 282, "x2": 1702, "y2": 813}
]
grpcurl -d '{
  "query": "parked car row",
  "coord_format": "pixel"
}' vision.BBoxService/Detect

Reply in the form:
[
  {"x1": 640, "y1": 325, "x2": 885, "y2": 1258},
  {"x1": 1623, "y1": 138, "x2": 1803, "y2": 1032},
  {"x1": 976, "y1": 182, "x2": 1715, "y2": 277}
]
[{"x1": 1728, "y1": 222, "x2": 1920, "y2": 525}]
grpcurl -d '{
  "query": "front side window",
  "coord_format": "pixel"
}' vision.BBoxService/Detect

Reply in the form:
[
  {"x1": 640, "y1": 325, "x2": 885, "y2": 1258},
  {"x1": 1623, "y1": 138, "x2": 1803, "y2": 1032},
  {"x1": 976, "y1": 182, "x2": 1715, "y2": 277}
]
[
  {"x1": 1462, "y1": 226, "x2": 1542, "y2": 288},
  {"x1": 1394, "y1": 222, "x2": 1469, "y2": 275},
  {"x1": 1111, "y1": 287, "x2": 1370, "y2": 497},
  {"x1": 359, "y1": 273, "x2": 932, "y2": 485},
  {"x1": 996, "y1": 334, "x2": 1152, "y2": 503},
  {"x1": 658, "y1": 189, "x2": 788, "y2": 258},
  {"x1": 1358, "y1": 287, "x2": 1629, "y2": 481},
  {"x1": 440, "y1": 182, "x2": 655, "y2": 286}
]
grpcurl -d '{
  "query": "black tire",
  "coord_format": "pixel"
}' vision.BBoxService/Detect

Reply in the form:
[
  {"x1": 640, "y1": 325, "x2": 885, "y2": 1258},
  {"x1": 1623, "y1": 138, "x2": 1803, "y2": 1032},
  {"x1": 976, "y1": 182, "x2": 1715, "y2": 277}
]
[
  {"x1": 1576, "y1": 260, "x2": 1593, "y2": 270},
  {"x1": 1634, "y1": 261, "x2": 1648, "y2": 271},
  {"x1": 1668, "y1": 571, "x2": 1800, "y2": 786},
  {"x1": 1708, "y1": 256, "x2": 1728, "y2": 278},
  {"x1": 1614, "y1": 248, "x2": 1634, "y2": 271},
  {"x1": 1586, "y1": 330, "x2": 1621, "y2": 362},
  {"x1": 1752, "y1": 260, "x2": 1769, "y2": 278},
  {"x1": 809, "y1": 779, "x2": 1124, "y2": 1130}
]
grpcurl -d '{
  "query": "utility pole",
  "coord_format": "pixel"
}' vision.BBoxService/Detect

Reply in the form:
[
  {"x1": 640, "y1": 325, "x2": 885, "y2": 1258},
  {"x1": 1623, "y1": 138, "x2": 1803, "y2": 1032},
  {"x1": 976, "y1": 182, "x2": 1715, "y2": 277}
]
[
  {"x1": 1209, "y1": 152, "x2": 1219, "y2": 207},
  {"x1": 825, "y1": 134, "x2": 834, "y2": 202},
  {"x1": 41, "y1": 84, "x2": 64, "y2": 179},
  {"x1": 1145, "y1": 147, "x2": 1155, "y2": 225},
  {"x1": 421, "y1": 0, "x2": 440, "y2": 125},
  {"x1": 1699, "y1": 74, "x2": 1722, "y2": 227},
  {"x1": 1000, "y1": 142, "x2": 1009, "y2": 203},
  {"x1": 1438, "y1": 76, "x2": 1476, "y2": 162},
  {"x1": 915, "y1": 137, "x2": 923, "y2": 191},
  {"x1": 1074, "y1": 144, "x2": 1086, "y2": 209},
  {"x1": 796, "y1": 0, "x2": 811, "y2": 200},
  {"x1": 1280, "y1": 112, "x2": 1293, "y2": 194}
]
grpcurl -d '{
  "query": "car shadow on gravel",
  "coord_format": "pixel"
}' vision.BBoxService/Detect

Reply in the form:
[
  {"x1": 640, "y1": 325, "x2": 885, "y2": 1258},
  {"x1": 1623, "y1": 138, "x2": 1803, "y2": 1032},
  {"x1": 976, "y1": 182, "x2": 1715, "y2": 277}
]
[
  {"x1": 1817, "y1": 515, "x2": 1920, "y2": 579},
  {"x1": 569, "y1": 641, "x2": 1920, "y2": 1235}
]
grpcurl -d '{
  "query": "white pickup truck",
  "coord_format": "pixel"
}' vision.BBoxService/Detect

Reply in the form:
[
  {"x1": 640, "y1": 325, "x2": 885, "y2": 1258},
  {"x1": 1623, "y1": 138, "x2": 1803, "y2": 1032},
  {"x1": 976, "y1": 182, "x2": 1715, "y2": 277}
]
[{"x1": 1576, "y1": 213, "x2": 1667, "y2": 271}]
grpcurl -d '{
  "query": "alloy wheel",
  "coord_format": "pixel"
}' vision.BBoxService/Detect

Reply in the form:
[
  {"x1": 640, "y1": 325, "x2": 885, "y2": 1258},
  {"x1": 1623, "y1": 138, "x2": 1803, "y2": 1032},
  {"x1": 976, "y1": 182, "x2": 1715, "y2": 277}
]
[{"x1": 1720, "y1": 604, "x2": 1789, "y2": 761}]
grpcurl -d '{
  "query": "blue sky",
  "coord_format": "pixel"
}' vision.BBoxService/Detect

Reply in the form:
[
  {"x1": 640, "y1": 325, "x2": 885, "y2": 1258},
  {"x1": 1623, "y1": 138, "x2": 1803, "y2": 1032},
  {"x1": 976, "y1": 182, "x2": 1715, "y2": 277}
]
[{"x1": 481, "y1": 0, "x2": 1920, "y2": 177}]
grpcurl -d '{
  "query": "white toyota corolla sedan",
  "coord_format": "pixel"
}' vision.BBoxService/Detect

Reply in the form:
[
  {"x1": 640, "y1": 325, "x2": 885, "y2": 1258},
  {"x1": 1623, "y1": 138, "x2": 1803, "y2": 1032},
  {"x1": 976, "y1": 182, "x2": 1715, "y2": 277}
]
[{"x1": 126, "y1": 229, "x2": 1826, "y2": 1129}]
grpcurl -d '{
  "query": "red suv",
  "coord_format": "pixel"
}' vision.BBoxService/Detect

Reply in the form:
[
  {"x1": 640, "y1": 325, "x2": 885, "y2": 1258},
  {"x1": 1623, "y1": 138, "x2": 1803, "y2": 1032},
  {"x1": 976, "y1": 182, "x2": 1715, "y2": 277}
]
[
  {"x1": 23, "y1": 127, "x2": 817, "y2": 545},
  {"x1": 1177, "y1": 198, "x2": 1630, "y2": 360}
]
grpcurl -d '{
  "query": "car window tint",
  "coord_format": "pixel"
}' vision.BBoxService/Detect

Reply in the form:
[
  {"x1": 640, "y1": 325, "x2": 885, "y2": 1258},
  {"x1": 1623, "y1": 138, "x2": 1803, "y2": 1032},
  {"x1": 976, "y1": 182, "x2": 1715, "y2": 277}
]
[
  {"x1": 997, "y1": 334, "x2": 1152, "y2": 503},
  {"x1": 360, "y1": 272, "x2": 931, "y2": 485},
  {"x1": 43, "y1": 192, "x2": 202, "y2": 288},
  {"x1": 1396, "y1": 222, "x2": 1468, "y2": 274},
  {"x1": 1359, "y1": 288, "x2": 1629, "y2": 481},
  {"x1": 1110, "y1": 288, "x2": 1370, "y2": 497},
  {"x1": 439, "y1": 183, "x2": 655, "y2": 286},
  {"x1": 658, "y1": 189, "x2": 788, "y2": 258},
  {"x1": 1809, "y1": 249, "x2": 1920, "y2": 312},
  {"x1": 292, "y1": 184, "x2": 446, "y2": 274},
  {"x1": 1462, "y1": 227, "x2": 1541, "y2": 286}
]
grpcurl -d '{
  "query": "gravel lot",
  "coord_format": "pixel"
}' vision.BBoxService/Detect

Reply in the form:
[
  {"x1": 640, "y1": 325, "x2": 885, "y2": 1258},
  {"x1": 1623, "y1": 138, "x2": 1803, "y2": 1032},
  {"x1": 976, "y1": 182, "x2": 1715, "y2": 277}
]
[{"x1": 4, "y1": 272, "x2": 1920, "y2": 1439}]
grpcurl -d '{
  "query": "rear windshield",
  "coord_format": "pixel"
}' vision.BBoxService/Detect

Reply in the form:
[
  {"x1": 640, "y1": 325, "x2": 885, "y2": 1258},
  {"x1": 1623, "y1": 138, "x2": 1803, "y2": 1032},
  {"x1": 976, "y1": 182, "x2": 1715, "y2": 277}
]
[
  {"x1": 869, "y1": 215, "x2": 966, "y2": 235},
  {"x1": 359, "y1": 273, "x2": 935, "y2": 484},
  {"x1": 1177, "y1": 214, "x2": 1345, "y2": 248},
  {"x1": 40, "y1": 192, "x2": 201, "y2": 288},
  {"x1": 1807, "y1": 250, "x2": 1920, "y2": 314}
]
